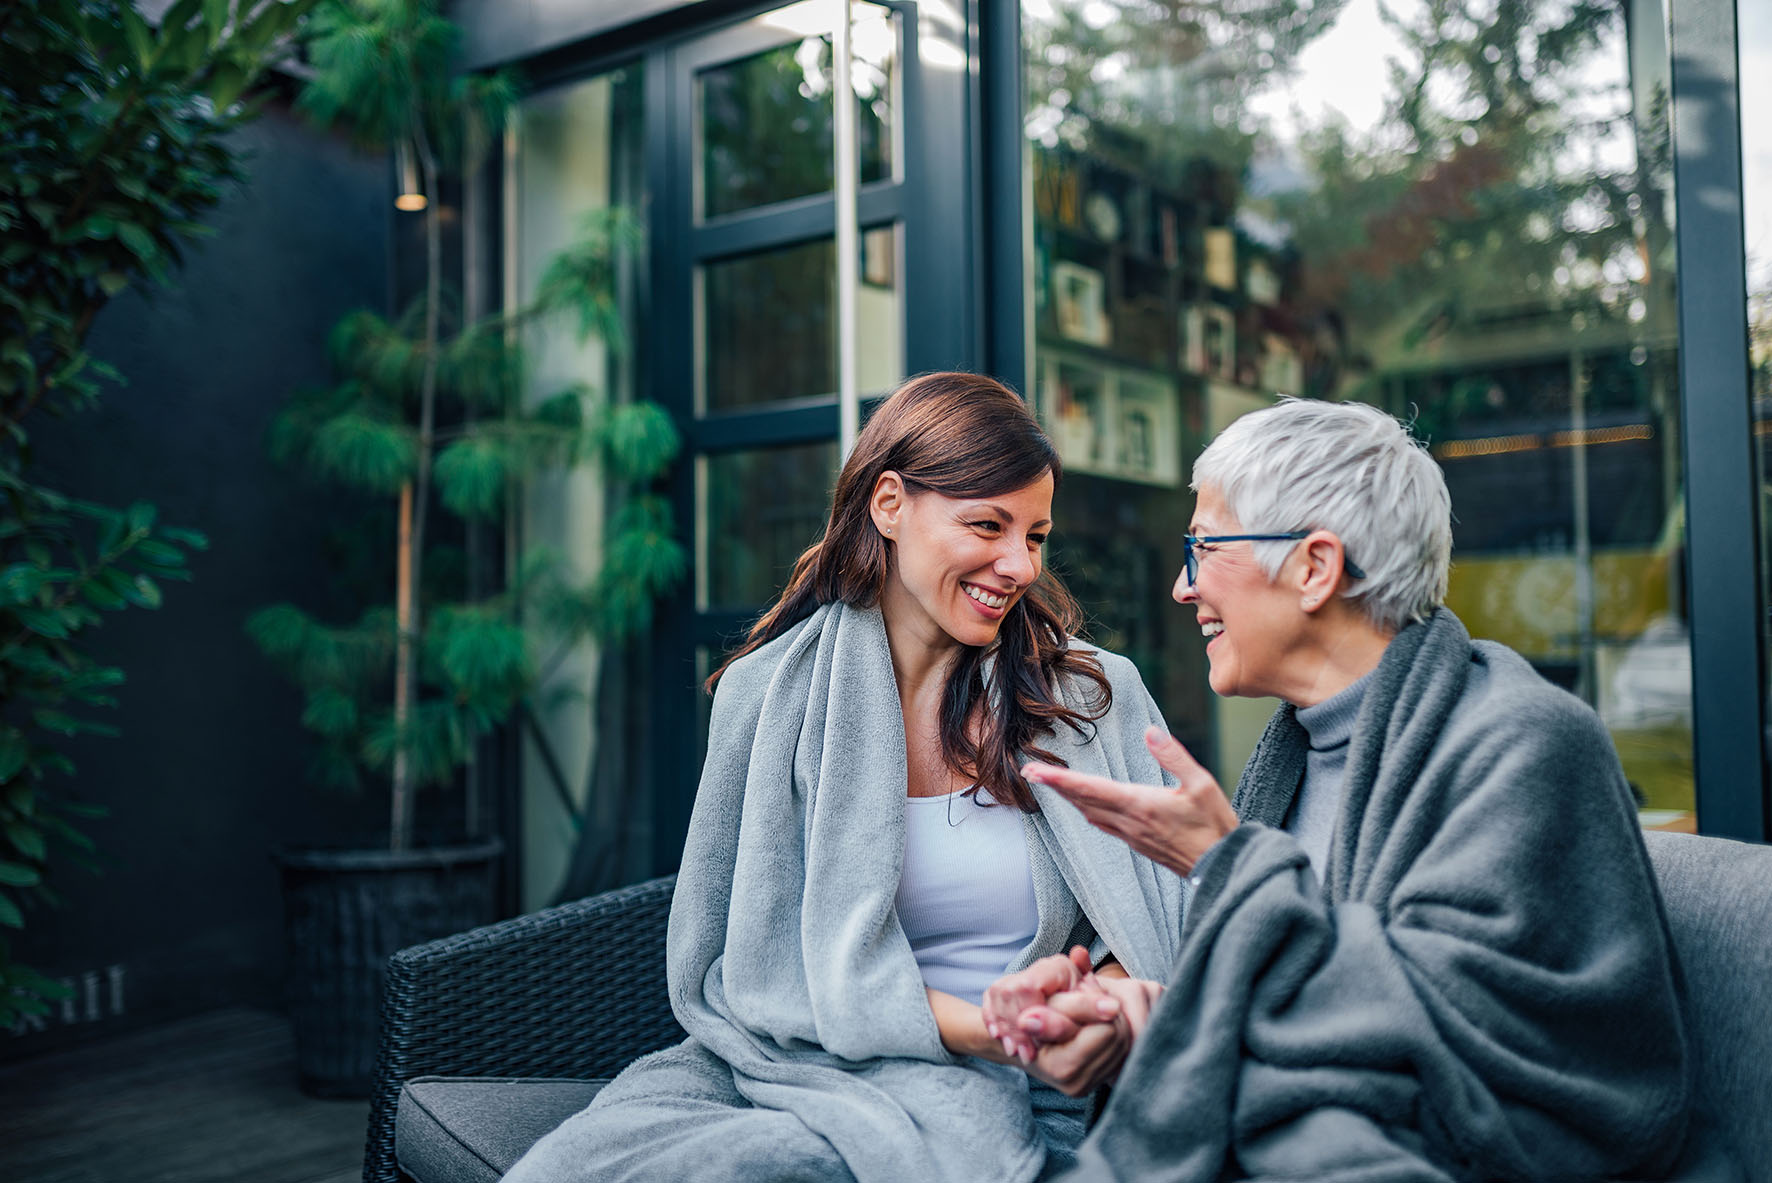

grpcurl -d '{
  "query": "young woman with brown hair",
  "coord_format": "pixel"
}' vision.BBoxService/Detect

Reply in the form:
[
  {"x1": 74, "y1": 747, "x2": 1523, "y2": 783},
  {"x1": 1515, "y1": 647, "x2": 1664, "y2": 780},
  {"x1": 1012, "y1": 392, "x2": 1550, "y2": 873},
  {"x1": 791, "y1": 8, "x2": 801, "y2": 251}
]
[{"x1": 504, "y1": 373, "x2": 1186, "y2": 1183}]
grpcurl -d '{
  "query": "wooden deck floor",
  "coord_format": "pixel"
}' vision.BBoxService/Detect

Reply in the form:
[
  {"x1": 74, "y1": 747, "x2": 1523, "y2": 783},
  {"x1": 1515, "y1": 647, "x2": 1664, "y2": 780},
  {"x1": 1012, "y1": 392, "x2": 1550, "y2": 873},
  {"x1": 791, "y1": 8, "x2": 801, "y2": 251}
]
[{"x1": 0, "y1": 1006, "x2": 367, "y2": 1183}]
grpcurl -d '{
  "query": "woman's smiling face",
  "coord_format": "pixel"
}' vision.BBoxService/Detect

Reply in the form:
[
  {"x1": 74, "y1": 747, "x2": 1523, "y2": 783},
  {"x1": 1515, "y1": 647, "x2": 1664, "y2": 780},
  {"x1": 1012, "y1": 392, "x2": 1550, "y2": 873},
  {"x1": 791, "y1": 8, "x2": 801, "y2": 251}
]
[
  {"x1": 1174, "y1": 485, "x2": 1305, "y2": 700},
  {"x1": 878, "y1": 472, "x2": 1054, "y2": 651}
]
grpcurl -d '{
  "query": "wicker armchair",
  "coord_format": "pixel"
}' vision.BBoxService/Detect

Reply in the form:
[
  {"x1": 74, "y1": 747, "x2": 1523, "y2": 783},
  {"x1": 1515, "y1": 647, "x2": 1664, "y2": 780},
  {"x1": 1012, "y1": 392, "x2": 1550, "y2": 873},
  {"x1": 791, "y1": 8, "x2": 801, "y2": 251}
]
[{"x1": 362, "y1": 874, "x2": 684, "y2": 1183}]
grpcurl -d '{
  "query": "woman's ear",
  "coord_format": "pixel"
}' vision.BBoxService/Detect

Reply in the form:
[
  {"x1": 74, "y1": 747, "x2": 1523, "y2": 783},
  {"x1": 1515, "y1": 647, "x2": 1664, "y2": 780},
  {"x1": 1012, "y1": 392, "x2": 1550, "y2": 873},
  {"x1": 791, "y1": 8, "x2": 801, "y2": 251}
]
[
  {"x1": 1299, "y1": 531, "x2": 1350, "y2": 612},
  {"x1": 870, "y1": 471, "x2": 904, "y2": 539}
]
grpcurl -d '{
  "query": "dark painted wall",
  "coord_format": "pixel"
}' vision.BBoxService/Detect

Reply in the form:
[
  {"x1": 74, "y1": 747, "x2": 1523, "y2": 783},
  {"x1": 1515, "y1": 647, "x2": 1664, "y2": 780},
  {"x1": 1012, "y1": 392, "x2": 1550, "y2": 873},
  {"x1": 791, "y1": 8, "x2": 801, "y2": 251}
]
[{"x1": 3, "y1": 97, "x2": 391, "y2": 1058}]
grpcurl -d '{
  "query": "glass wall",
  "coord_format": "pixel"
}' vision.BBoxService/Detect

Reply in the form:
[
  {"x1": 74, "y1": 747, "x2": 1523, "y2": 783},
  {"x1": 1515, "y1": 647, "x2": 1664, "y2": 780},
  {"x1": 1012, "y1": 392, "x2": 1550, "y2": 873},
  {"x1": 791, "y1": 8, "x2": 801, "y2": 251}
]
[
  {"x1": 510, "y1": 66, "x2": 647, "y2": 907},
  {"x1": 1023, "y1": 0, "x2": 1692, "y2": 824},
  {"x1": 1745, "y1": 1, "x2": 1772, "y2": 771}
]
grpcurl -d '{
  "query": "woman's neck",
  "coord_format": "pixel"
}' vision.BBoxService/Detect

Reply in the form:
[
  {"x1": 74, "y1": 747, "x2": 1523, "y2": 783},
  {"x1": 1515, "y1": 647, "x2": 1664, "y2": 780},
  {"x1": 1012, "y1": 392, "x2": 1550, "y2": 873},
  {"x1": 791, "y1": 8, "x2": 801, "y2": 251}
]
[
  {"x1": 878, "y1": 588, "x2": 964, "y2": 704},
  {"x1": 1281, "y1": 610, "x2": 1395, "y2": 708}
]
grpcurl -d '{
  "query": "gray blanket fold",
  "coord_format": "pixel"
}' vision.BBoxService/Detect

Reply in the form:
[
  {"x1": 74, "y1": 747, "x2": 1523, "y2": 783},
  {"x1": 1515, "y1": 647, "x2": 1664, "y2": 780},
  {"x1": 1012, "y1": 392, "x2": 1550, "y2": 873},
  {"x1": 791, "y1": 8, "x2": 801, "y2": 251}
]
[
  {"x1": 1065, "y1": 608, "x2": 1706, "y2": 1183},
  {"x1": 504, "y1": 602, "x2": 1185, "y2": 1183}
]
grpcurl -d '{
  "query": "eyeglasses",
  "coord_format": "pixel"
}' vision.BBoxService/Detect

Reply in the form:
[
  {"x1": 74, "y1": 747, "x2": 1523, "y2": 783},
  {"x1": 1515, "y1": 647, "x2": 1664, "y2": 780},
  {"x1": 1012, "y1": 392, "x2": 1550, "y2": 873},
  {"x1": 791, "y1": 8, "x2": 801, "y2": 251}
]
[{"x1": 1181, "y1": 533, "x2": 1368, "y2": 587}]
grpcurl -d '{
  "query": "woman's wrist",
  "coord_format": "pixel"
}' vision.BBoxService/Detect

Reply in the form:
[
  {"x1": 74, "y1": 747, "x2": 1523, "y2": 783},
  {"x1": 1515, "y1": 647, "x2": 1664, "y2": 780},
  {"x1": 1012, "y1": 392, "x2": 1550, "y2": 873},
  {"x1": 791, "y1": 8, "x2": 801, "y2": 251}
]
[{"x1": 927, "y1": 988, "x2": 1013, "y2": 1063}]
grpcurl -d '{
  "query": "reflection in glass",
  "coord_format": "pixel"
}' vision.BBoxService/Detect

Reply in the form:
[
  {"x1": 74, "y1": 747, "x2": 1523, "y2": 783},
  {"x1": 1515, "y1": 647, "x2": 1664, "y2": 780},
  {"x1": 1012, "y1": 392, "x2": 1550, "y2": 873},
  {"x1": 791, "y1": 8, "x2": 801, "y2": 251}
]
[
  {"x1": 700, "y1": 227, "x2": 903, "y2": 412},
  {"x1": 513, "y1": 65, "x2": 648, "y2": 906},
  {"x1": 1745, "y1": 1, "x2": 1772, "y2": 775},
  {"x1": 698, "y1": 442, "x2": 839, "y2": 610},
  {"x1": 1024, "y1": 0, "x2": 1691, "y2": 820},
  {"x1": 698, "y1": 5, "x2": 897, "y2": 220}
]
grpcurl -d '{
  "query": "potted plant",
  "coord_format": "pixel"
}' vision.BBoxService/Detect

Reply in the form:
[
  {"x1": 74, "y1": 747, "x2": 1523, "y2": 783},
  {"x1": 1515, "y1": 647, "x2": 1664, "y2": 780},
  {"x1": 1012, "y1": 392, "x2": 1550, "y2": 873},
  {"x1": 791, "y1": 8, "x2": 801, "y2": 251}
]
[{"x1": 247, "y1": 0, "x2": 683, "y2": 1096}]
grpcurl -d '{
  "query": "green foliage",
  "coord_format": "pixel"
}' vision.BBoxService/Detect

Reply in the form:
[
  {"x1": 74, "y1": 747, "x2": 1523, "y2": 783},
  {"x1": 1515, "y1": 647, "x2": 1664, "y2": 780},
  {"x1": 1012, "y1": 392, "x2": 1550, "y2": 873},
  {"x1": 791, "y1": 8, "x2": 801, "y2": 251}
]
[
  {"x1": 0, "y1": 0, "x2": 310, "y2": 1026},
  {"x1": 250, "y1": 0, "x2": 683, "y2": 852}
]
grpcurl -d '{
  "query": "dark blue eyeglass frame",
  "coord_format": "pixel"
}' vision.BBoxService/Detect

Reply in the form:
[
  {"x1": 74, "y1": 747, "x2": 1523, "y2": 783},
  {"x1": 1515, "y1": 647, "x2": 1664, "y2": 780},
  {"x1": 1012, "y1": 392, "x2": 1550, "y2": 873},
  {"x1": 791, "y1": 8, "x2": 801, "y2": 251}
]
[{"x1": 1181, "y1": 532, "x2": 1368, "y2": 587}]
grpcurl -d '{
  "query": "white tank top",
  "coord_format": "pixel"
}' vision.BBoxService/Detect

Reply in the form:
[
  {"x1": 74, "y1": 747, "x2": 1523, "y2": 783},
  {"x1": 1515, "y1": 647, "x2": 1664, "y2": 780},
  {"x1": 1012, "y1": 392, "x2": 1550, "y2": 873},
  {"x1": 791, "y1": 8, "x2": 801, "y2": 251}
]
[{"x1": 894, "y1": 787, "x2": 1041, "y2": 1007}]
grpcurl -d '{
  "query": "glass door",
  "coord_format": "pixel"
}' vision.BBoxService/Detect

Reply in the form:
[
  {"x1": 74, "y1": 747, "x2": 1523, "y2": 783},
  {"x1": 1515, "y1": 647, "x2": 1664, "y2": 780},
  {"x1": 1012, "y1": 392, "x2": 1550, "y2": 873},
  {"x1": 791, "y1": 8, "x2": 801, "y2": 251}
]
[{"x1": 646, "y1": 1, "x2": 973, "y2": 868}]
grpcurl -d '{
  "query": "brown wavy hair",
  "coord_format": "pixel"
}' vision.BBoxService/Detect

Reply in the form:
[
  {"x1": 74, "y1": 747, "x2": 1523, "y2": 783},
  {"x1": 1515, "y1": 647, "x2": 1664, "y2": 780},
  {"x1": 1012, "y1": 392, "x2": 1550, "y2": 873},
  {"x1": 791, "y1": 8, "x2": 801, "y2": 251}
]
[{"x1": 707, "y1": 372, "x2": 1111, "y2": 812}]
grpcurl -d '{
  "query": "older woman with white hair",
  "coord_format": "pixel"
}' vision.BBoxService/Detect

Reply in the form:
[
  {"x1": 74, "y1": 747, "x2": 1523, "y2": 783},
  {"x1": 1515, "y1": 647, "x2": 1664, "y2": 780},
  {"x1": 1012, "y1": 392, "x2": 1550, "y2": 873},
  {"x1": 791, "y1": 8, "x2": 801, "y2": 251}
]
[{"x1": 986, "y1": 398, "x2": 1710, "y2": 1181}]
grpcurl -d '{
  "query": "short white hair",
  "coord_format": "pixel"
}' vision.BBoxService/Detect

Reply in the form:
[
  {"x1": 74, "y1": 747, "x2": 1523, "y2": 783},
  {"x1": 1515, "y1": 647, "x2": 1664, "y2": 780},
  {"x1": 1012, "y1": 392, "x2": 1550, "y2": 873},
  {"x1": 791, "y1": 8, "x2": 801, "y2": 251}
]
[{"x1": 1190, "y1": 398, "x2": 1451, "y2": 632}]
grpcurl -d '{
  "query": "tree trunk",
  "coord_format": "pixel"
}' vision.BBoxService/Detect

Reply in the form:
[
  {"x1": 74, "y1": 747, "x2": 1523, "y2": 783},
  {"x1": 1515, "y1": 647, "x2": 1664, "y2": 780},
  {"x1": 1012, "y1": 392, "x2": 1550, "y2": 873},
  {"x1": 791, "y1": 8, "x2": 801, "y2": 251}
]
[
  {"x1": 390, "y1": 128, "x2": 443, "y2": 852},
  {"x1": 391, "y1": 482, "x2": 415, "y2": 850}
]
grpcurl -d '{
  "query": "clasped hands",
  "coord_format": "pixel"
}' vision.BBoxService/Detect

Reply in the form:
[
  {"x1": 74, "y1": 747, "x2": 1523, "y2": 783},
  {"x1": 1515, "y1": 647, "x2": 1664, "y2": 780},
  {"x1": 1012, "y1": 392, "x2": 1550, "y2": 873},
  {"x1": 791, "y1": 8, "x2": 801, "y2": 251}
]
[
  {"x1": 980, "y1": 946, "x2": 1162, "y2": 1096},
  {"x1": 977, "y1": 725, "x2": 1237, "y2": 1096}
]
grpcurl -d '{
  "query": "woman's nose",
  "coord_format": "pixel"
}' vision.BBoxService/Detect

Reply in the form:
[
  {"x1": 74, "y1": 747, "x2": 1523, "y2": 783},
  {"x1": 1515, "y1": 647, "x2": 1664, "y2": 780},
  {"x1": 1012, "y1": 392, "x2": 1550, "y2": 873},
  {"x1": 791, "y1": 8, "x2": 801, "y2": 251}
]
[
  {"x1": 1173, "y1": 570, "x2": 1196, "y2": 605},
  {"x1": 997, "y1": 538, "x2": 1038, "y2": 584}
]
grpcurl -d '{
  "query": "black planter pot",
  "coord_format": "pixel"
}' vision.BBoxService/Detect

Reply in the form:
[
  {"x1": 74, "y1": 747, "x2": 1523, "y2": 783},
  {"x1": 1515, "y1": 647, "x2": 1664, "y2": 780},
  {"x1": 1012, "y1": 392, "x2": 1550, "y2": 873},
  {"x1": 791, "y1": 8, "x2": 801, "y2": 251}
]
[{"x1": 277, "y1": 839, "x2": 503, "y2": 1098}]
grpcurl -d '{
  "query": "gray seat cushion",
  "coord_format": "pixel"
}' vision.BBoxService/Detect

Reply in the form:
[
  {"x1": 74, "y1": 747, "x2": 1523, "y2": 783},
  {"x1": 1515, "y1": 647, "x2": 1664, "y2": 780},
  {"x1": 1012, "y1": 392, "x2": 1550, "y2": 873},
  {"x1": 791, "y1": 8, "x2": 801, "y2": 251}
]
[
  {"x1": 1642, "y1": 830, "x2": 1772, "y2": 1179},
  {"x1": 396, "y1": 1077, "x2": 606, "y2": 1183}
]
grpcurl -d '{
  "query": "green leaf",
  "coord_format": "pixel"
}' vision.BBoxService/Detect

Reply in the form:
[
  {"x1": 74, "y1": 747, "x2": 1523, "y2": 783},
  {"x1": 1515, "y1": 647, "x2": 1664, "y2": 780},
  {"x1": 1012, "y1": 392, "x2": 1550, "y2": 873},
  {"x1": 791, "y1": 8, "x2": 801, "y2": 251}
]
[
  {"x1": 0, "y1": 862, "x2": 41, "y2": 888},
  {"x1": 434, "y1": 436, "x2": 507, "y2": 519},
  {"x1": 310, "y1": 411, "x2": 418, "y2": 494},
  {"x1": 13, "y1": 608, "x2": 72, "y2": 640},
  {"x1": 80, "y1": 578, "x2": 128, "y2": 611},
  {"x1": 98, "y1": 271, "x2": 131, "y2": 297},
  {"x1": 204, "y1": 0, "x2": 233, "y2": 42},
  {"x1": 31, "y1": 710, "x2": 82, "y2": 737},
  {"x1": 117, "y1": 222, "x2": 159, "y2": 264},
  {"x1": 0, "y1": 563, "x2": 47, "y2": 606},
  {"x1": 122, "y1": 574, "x2": 161, "y2": 609},
  {"x1": 0, "y1": 731, "x2": 27, "y2": 784},
  {"x1": 6, "y1": 824, "x2": 46, "y2": 862},
  {"x1": 160, "y1": 527, "x2": 210, "y2": 551},
  {"x1": 120, "y1": 3, "x2": 154, "y2": 69},
  {"x1": 301, "y1": 687, "x2": 358, "y2": 739},
  {"x1": 0, "y1": 893, "x2": 21, "y2": 929},
  {"x1": 598, "y1": 402, "x2": 681, "y2": 482},
  {"x1": 207, "y1": 63, "x2": 250, "y2": 110}
]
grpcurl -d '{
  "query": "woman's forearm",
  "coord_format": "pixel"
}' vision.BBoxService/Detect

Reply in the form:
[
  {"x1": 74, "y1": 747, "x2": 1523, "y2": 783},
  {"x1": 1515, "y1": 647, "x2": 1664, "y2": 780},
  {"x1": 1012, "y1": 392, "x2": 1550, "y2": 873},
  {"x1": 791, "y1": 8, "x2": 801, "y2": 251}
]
[{"x1": 926, "y1": 988, "x2": 1013, "y2": 1063}]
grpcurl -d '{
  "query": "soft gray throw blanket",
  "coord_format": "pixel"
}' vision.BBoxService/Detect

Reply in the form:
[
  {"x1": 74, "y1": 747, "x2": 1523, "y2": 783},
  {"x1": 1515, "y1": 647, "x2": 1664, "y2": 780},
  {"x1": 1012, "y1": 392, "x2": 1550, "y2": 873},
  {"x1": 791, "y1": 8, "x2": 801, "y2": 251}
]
[
  {"x1": 505, "y1": 602, "x2": 1185, "y2": 1183},
  {"x1": 1064, "y1": 608, "x2": 1703, "y2": 1183}
]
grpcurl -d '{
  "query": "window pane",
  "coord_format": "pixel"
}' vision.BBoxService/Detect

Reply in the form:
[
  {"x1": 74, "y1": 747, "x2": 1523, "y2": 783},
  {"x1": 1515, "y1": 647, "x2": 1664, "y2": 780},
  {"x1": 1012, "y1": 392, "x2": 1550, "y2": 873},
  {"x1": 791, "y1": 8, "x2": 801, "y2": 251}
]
[
  {"x1": 699, "y1": 227, "x2": 903, "y2": 412},
  {"x1": 698, "y1": 5, "x2": 897, "y2": 220},
  {"x1": 698, "y1": 442, "x2": 838, "y2": 610},
  {"x1": 1024, "y1": 0, "x2": 1691, "y2": 823},
  {"x1": 1746, "y1": 0, "x2": 1772, "y2": 804},
  {"x1": 513, "y1": 66, "x2": 648, "y2": 906}
]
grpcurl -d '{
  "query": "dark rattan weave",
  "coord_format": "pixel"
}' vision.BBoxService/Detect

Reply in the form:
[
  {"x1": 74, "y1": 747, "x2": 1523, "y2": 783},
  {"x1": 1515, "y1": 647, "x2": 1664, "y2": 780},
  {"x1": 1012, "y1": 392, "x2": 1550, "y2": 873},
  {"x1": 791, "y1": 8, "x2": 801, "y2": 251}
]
[{"x1": 362, "y1": 875, "x2": 683, "y2": 1183}]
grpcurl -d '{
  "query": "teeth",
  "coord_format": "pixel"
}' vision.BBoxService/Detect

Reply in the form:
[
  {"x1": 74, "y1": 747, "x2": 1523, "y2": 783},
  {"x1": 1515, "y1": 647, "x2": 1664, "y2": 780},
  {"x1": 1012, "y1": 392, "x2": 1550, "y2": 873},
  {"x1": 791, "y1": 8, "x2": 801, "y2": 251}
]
[
  {"x1": 965, "y1": 584, "x2": 1009, "y2": 609},
  {"x1": 1201, "y1": 622, "x2": 1224, "y2": 637}
]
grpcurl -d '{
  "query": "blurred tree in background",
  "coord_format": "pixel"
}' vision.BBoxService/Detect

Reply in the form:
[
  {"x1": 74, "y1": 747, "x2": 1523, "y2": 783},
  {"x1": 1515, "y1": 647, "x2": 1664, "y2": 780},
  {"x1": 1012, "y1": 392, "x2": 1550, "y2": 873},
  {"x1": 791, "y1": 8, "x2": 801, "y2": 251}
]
[
  {"x1": 0, "y1": 0, "x2": 315, "y2": 1027},
  {"x1": 248, "y1": 0, "x2": 684, "y2": 855}
]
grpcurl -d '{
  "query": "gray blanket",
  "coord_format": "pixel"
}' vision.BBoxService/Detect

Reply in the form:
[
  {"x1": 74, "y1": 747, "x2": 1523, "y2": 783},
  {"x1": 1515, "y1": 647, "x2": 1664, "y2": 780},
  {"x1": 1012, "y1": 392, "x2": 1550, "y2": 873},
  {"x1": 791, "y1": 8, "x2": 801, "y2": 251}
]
[
  {"x1": 504, "y1": 602, "x2": 1185, "y2": 1183},
  {"x1": 1065, "y1": 608, "x2": 1699, "y2": 1182}
]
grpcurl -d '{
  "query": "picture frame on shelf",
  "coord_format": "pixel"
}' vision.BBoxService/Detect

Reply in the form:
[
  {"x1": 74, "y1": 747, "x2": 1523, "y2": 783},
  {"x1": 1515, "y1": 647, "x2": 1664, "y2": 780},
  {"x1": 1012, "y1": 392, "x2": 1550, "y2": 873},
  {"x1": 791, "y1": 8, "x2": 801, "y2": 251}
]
[
  {"x1": 1034, "y1": 349, "x2": 1181, "y2": 488},
  {"x1": 1043, "y1": 356, "x2": 1110, "y2": 471},
  {"x1": 1113, "y1": 371, "x2": 1182, "y2": 487},
  {"x1": 1052, "y1": 261, "x2": 1111, "y2": 347},
  {"x1": 1183, "y1": 303, "x2": 1236, "y2": 379}
]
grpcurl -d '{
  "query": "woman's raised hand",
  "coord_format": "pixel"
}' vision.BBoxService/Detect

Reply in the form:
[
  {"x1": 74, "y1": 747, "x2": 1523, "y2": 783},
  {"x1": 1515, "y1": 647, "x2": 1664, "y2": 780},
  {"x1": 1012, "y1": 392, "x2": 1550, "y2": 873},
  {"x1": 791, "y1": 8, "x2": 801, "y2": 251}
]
[{"x1": 1023, "y1": 726, "x2": 1238, "y2": 877}]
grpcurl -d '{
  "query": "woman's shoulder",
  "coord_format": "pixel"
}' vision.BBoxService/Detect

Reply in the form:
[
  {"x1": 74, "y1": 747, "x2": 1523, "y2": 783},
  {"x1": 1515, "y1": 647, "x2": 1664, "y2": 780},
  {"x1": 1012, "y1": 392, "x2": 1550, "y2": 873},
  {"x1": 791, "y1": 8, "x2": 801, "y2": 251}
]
[
  {"x1": 1061, "y1": 636, "x2": 1142, "y2": 685},
  {"x1": 713, "y1": 609, "x2": 825, "y2": 699},
  {"x1": 1052, "y1": 636, "x2": 1156, "y2": 713}
]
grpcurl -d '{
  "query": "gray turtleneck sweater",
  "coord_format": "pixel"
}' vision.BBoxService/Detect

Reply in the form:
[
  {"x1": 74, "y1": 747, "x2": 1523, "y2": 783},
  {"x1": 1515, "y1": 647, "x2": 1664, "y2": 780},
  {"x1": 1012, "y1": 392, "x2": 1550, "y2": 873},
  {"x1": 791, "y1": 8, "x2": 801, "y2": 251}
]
[
  {"x1": 1189, "y1": 673, "x2": 1372, "y2": 890},
  {"x1": 1287, "y1": 672, "x2": 1371, "y2": 879}
]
